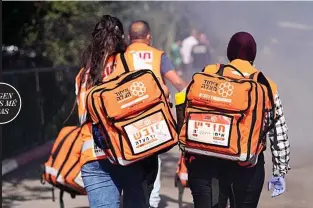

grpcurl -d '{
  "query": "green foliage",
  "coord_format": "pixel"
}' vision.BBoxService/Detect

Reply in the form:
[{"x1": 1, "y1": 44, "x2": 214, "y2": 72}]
[{"x1": 18, "y1": 1, "x2": 195, "y2": 67}]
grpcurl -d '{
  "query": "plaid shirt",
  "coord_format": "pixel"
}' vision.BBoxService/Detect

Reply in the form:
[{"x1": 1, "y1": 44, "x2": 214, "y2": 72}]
[{"x1": 267, "y1": 92, "x2": 291, "y2": 177}]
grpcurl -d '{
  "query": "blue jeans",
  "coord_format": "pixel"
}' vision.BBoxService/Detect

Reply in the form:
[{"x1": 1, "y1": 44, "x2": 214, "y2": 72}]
[{"x1": 82, "y1": 157, "x2": 158, "y2": 208}]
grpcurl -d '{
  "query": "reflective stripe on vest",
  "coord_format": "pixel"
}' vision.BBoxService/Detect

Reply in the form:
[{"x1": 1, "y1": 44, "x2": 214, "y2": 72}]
[
  {"x1": 81, "y1": 139, "x2": 93, "y2": 153},
  {"x1": 81, "y1": 139, "x2": 106, "y2": 158},
  {"x1": 73, "y1": 171, "x2": 84, "y2": 188},
  {"x1": 45, "y1": 165, "x2": 65, "y2": 184},
  {"x1": 45, "y1": 165, "x2": 84, "y2": 189}
]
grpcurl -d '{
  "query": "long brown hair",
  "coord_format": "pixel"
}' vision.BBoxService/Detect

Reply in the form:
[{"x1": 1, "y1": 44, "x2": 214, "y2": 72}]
[
  {"x1": 80, "y1": 14, "x2": 126, "y2": 89},
  {"x1": 65, "y1": 15, "x2": 126, "y2": 124}
]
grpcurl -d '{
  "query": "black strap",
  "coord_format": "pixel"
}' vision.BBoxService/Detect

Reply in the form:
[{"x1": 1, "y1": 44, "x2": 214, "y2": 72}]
[
  {"x1": 59, "y1": 190, "x2": 65, "y2": 208},
  {"x1": 260, "y1": 114, "x2": 282, "y2": 139},
  {"x1": 217, "y1": 64, "x2": 245, "y2": 77},
  {"x1": 255, "y1": 72, "x2": 279, "y2": 149},
  {"x1": 120, "y1": 53, "x2": 130, "y2": 73},
  {"x1": 40, "y1": 164, "x2": 46, "y2": 185},
  {"x1": 249, "y1": 72, "x2": 257, "y2": 79},
  {"x1": 52, "y1": 186, "x2": 55, "y2": 202},
  {"x1": 215, "y1": 64, "x2": 224, "y2": 75},
  {"x1": 70, "y1": 193, "x2": 76, "y2": 199}
]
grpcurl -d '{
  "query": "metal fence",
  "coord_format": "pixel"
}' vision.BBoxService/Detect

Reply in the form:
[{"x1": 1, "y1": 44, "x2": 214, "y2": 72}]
[{"x1": 2, "y1": 67, "x2": 80, "y2": 160}]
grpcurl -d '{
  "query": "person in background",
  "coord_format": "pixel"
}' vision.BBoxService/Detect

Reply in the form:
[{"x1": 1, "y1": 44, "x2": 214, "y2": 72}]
[
  {"x1": 190, "y1": 32, "x2": 212, "y2": 74},
  {"x1": 170, "y1": 40, "x2": 183, "y2": 75},
  {"x1": 180, "y1": 29, "x2": 199, "y2": 75},
  {"x1": 127, "y1": 20, "x2": 188, "y2": 208}
]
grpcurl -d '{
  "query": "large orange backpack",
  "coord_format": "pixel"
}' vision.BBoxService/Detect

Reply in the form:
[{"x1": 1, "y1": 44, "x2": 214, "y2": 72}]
[
  {"x1": 86, "y1": 53, "x2": 178, "y2": 166},
  {"x1": 179, "y1": 64, "x2": 277, "y2": 167},
  {"x1": 41, "y1": 126, "x2": 86, "y2": 207}
]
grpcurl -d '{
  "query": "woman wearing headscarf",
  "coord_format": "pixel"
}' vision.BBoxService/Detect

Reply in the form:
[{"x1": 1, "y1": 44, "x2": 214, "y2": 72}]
[{"x1": 186, "y1": 32, "x2": 291, "y2": 208}]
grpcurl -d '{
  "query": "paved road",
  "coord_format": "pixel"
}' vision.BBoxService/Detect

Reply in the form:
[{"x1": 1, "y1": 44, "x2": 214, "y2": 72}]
[
  {"x1": 2, "y1": 146, "x2": 193, "y2": 208},
  {"x1": 3, "y1": 145, "x2": 313, "y2": 208}
]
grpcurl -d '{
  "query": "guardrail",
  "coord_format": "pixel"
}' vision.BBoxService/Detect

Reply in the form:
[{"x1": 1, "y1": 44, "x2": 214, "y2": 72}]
[{"x1": 2, "y1": 67, "x2": 80, "y2": 160}]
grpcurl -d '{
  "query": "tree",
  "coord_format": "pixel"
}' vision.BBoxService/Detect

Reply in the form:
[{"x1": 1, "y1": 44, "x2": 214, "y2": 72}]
[{"x1": 4, "y1": 1, "x2": 197, "y2": 67}]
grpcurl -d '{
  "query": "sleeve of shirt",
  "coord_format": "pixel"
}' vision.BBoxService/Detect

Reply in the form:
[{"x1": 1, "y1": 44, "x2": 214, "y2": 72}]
[
  {"x1": 268, "y1": 91, "x2": 291, "y2": 177},
  {"x1": 160, "y1": 53, "x2": 175, "y2": 75}
]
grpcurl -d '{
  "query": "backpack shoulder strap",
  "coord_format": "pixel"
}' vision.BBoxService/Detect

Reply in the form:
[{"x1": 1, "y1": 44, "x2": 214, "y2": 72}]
[
  {"x1": 120, "y1": 52, "x2": 130, "y2": 73},
  {"x1": 59, "y1": 190, "x2": 65, "y2": 208},
  {"x1": 52, "y1": 186, "x2": 55, "y2": 202},
  {"x1": 253, "y1": 71, "x2": 279, "y2": 149},
  {"x1": 217, "y1": 64, "x2": 245, "y2": 77},
  {"x1": 249, "y1": 72, "x2": 257, "y2": 79}
]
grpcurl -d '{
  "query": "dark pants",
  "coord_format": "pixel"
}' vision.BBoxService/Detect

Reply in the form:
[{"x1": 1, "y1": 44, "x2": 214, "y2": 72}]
[{"x1": 187, "y1": 153, "x2": 265, "y2": 208}]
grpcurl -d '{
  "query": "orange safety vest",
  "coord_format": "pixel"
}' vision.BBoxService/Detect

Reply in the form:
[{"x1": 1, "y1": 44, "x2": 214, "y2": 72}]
[
  {"x1": 125, "y1": 42, "x2": 164, "y2": 83},
  {"x1": 75, "y1": 56, "x2": 116, "y2": 166}
]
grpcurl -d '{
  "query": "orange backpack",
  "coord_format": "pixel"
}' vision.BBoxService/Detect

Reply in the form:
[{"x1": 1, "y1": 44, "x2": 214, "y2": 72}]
[
  {"x1": 179, "y1": 64, "x2": 276, "y2": 167},
  {"x1": 86, "y1": 53, "x2": 178, "y2": 166},
  {"x1": 41, "y1": 126, "x2": 86, "y2": 207}
]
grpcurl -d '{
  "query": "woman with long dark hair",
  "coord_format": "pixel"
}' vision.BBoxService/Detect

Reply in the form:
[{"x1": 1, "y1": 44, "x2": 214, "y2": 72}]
[{"x1": 75, "y1": 15, "x2": 157, "y2": 208}]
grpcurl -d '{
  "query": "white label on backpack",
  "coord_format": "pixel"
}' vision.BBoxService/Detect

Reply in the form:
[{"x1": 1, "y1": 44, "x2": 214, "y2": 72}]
[
  {"x1": 124, "y1": 111, "x2": 172, "y2": 154},
  {"x1": 187, "y1": 114, "x2": 232, "y2": 147}
]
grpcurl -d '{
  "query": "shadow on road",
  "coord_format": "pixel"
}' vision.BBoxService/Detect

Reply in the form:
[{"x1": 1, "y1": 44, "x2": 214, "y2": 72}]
[
  {"x1": 2, "y1": 151, "x2": 191, "y2": 208},
  {"x1": 2, "y1": 157, "x2": 53, "y2": 208},
  {"x1": 159, "y1": 194, "x2": 193, "y2": 208}
]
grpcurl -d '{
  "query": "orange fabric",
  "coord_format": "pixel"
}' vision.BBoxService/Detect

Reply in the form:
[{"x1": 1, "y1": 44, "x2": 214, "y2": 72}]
[
  {"x1": 127, "y1": 42, "x2": 164, "y2": 83},
  {"x1": 76, "y1": 43, "x2": 166, "y2": 166},
  {"x1": 43, "y1": 126, "x2": 86, "y2": 195},
  {"x1": 87, "y1": 68, "x2": 177, "y2": 166},
  {"x1": 75, "y1": 56, "x2": 116, "y2": 124},
  {"x1": 179, "y1": 59, "x2": 277, "y2": 167},
  {"x1": 102, "y1": 43, "x2": 164, "y2": 84},
  {"x1": 75, "y1": 57, "x2": 116, "y2": 166}
]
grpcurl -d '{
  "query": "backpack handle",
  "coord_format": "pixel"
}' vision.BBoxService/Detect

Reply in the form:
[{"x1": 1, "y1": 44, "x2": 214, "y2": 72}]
[{"x1": 216, "y1": 64, "x2": 245, "y2": 77}]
